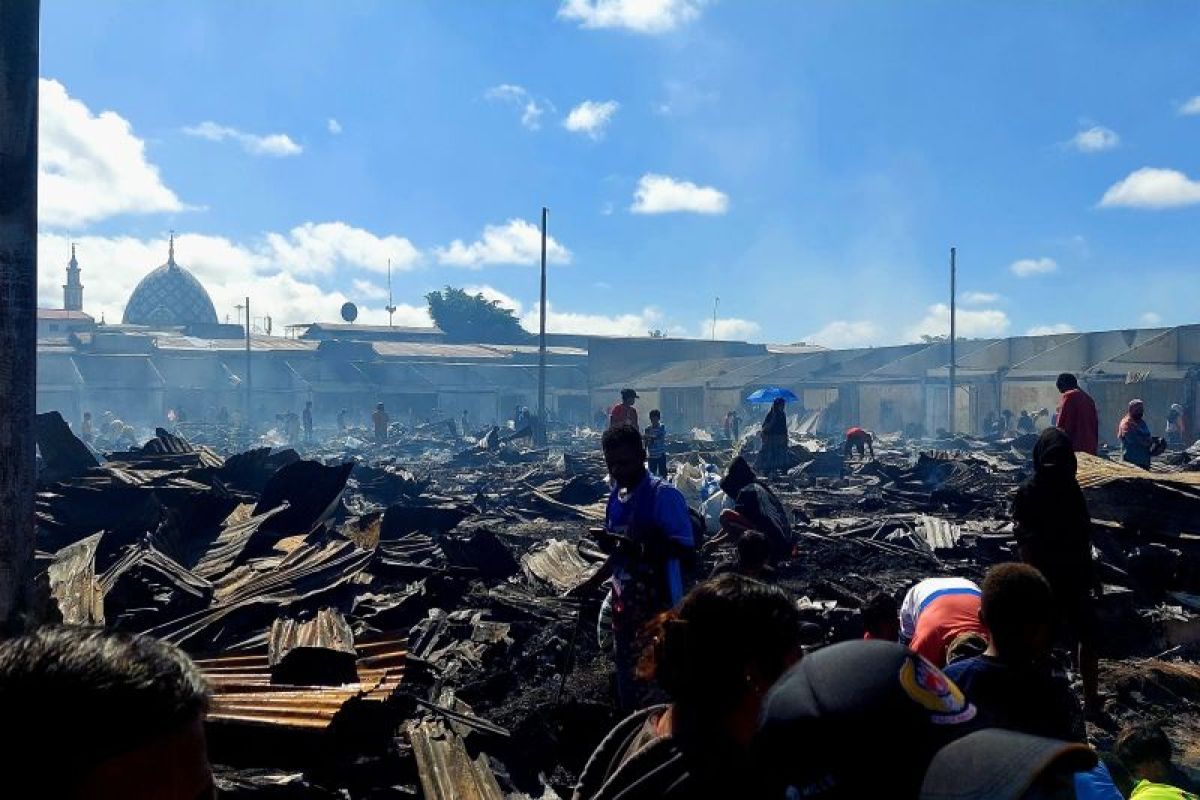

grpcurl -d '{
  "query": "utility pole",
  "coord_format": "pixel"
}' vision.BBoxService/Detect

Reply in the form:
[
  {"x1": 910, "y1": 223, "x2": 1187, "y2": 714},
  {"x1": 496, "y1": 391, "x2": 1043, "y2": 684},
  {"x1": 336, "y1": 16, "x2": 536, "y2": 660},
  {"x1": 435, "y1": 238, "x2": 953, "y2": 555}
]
[
  {"x1": 0, "y1": 0, "x2": 39, "y2": 631},
  {"x1": 536, "y1": 207, "x2": 548, "y2": 446},
  {"x1": 385, "y1": 258, "x2": 396, "y2": 328},
  {"x1": 711, "y1": 296, "x2": 720, "y2": 341},
  {"x1": 245, "y1": 296, "x2": 253, "y2": 440},
  {"x1": 949, "y1": 247, "x2": 957, "y2": 435}
]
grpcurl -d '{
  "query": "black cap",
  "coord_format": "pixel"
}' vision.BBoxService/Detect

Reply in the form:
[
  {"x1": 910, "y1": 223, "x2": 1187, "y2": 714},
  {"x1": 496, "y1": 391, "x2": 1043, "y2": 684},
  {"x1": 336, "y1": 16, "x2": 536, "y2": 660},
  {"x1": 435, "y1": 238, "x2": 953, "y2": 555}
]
[
  {"x1": 920, "y1": 729, "x2": 1096, "y2": 800},
  {"x1": 621, "y1": 388, "x2": 639, "y2": 399},
  {"x1": 755, "y1": 640, "x2": 978, "y2": 799}
]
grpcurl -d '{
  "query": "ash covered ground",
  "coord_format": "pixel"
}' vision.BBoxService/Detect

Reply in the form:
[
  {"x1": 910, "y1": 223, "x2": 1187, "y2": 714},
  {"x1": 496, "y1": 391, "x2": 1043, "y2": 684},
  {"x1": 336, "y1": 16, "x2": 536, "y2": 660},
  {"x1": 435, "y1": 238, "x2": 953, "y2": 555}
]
[{"x1": 31, "y1": 414, "x2": 1200, "y2": 797}]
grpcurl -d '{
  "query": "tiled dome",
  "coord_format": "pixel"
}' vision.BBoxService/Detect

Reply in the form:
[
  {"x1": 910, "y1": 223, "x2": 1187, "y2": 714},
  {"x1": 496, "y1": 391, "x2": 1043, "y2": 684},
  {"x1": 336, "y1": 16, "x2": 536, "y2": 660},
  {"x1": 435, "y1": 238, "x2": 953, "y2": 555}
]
[{"x1": 122, "y1": 237, "x2": 218, "y2": 327}]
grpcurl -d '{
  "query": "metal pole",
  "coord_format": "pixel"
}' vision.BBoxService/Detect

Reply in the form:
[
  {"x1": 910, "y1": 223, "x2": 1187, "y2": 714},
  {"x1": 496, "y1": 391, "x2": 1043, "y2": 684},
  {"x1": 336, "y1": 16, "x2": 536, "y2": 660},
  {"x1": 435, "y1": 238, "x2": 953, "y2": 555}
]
[
  {"x1": 245, "y1": 296, "x2": 252, "y2": 439},
  {"x1": 0, "y1": 0, "x2": 39, "y2": 631},
  {"x1": 949, "y1": 247, "x2": 957, "y2": 434},
  {"x1": 712, "y1": 296, "x2": 720, "y2": 341},
  {"x1": 536, "y1": 207, "x2": 548, "y2": 446}
]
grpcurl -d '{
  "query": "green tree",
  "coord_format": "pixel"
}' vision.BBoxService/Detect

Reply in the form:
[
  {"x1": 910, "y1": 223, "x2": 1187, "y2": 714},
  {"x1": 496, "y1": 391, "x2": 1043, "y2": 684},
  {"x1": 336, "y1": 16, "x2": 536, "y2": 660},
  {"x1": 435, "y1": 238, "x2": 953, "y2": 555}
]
[{"x1": 425, "y1": 287, "x2": 532, "y2": 344}]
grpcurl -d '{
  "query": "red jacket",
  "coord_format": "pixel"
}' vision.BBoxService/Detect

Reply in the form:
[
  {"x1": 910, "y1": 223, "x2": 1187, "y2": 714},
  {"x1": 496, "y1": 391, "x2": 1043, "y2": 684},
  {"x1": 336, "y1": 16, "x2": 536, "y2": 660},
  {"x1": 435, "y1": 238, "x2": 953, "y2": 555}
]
[{"x1": 1057, "y1": 388, "x2": 1099, "y2": 455}]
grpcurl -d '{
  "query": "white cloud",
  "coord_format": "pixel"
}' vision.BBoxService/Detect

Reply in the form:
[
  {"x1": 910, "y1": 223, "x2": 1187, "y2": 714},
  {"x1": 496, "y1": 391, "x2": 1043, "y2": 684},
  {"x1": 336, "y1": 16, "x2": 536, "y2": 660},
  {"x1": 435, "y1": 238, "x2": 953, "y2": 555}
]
[
  {"x1": 961, "y1": 291, "x2": 1001, "y2": 305},
  {"x1": 265, "y1": 222, "x2": 421, "y2": 276},
  {"x1": 630, "y1": 173, "x2": 729, "y2": 215},
  {"x1": 182, "y1": 121, "x2": 303, "y2": 157},
  {"x1": 463, "y1": 285, "x2": 524, "y2": 316},
  {"x1": 38, "y1": 78, "x2": 184, "y2": 228},
  {"x1": 520, "y1": 302, "x2": 681, "y2": 337},
  {"x1": 1178, "y1": 96, "x2": 1200, "y2": 116},
  {"x1": 1010, "y1": 257, "x2": 1058, "y2": 277},
  {"x1": 1069, "y1": 125, "x2": 1119, "y2": 153},
  {"x1": 1099, "y1": 167, "x2": 1200, "y2": 209},
  {"x1": 485, "y1": 84, "x2": 550, "y2": 130},
  {"x1": 805, "y1": 320, "x2": 885, "y2": 349},
  {"x1": 435, "y1": 219, "x2": 571, "y2": 268},
  {"x1": 327, "y1": 118, "x2": 343, "y2": 135},
  {"x1": 352, "y1": 279, "x2": 388, "y2": 301},
  {"x1": 1026, "y1": 323, "x2": 1077, "y2": 336},
  {"x1": 701, "y1": 317, "x2": 761, "y2": 340},
  {"x1": 905, "y1": 304, "x2": 1010, "y2": 341},
  {"x1": 1140, "y1": 311, "x2": 1163, "y2": 326},
  {"x1": 563, "y1": 100, "x2": 620, "y2": 139},
  {"x1": 37, "y1": 226, "x2": 430, "y2": 328},
  {"x1": 557, "y1": 0, "x2": 706, "y2": 33}
]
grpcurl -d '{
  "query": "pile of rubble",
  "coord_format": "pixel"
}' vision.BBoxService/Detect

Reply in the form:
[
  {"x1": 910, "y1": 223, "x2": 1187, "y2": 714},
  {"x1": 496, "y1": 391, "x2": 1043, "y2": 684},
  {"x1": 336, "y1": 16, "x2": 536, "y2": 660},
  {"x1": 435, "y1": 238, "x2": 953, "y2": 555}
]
[{"x1": 29, "y1": 412, "x2": 1200, "y2": 795}]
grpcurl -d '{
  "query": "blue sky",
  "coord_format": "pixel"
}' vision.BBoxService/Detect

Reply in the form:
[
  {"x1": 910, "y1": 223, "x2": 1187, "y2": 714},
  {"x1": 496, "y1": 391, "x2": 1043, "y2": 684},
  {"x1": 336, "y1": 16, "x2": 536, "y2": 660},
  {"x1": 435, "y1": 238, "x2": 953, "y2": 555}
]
[{"x1": 35, "y1": 0, "x2": 1200, "y2": 345}]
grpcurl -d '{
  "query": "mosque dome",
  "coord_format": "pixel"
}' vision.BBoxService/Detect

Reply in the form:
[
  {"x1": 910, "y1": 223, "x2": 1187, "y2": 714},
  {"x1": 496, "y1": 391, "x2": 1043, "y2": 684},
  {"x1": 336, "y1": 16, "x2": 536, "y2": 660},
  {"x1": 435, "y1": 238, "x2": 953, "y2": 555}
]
[{"x1": 122, "y1": 236, "x2": 219, "y2": 327}]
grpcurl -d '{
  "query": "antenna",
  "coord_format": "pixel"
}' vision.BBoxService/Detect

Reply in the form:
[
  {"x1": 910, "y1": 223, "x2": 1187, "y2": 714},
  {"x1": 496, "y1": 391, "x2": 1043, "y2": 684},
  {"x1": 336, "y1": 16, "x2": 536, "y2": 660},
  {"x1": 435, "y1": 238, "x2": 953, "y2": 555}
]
[{"x1": 385, "y1": 258, "x2": 397, "y2": 328}]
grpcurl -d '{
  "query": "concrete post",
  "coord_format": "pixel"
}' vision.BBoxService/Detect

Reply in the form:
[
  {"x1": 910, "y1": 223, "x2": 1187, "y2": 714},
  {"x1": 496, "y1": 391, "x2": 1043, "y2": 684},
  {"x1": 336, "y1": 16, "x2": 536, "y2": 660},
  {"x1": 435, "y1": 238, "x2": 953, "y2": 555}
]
[{"x1": 0, "y1": 0, "x2": 40, "y2": 631}]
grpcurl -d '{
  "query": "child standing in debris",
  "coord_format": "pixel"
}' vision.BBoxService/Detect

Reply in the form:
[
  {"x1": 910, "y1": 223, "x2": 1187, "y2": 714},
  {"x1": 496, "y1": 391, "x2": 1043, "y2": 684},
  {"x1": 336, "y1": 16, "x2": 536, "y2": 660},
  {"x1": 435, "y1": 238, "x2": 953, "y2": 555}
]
[
  {"x1": 573, "y1": 575, "x2": 802, "y2": 800},
  {"x1": 1013, "y1": 426, "x2": 1101, "y2": 712},
  {"x1": 645, "y1": 409, "x2": 667, "y2": 478},
  {"x1": 570, "y1": 424, "x2": 696, "y2": 712}
]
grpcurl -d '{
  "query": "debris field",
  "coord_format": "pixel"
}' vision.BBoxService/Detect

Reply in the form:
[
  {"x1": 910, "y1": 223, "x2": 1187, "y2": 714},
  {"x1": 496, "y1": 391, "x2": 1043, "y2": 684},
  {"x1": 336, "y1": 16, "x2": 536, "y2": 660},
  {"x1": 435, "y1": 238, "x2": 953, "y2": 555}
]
[{"x1": 31, "y1": 411, "x2": 1200, "y2": 797}]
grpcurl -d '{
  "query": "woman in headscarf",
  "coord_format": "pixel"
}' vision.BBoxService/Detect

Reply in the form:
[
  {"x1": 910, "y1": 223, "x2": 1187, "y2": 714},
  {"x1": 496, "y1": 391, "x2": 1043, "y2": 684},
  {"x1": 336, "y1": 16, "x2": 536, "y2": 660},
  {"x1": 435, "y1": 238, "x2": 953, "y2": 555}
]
[
  {"x1": 1012, "y1": 427, "x2": 1099, "y2": 711},
  {"x1": 757, "y1": 397, "x2": 791, "y2": 473},
  {"x1": 1118, "y1": 399, "x2": 1154, "y2": 469},
  {"x1": 1166, "y1": 403, "x2": 1185, "y2": 449}
]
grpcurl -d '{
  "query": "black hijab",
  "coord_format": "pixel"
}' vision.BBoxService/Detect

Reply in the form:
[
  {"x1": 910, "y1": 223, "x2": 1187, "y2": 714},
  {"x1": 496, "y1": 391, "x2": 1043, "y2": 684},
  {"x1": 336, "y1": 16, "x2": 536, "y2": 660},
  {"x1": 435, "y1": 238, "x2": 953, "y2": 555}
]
[{"x1": 1013, "y1": 427, "x2": 1091, "y2": 564}]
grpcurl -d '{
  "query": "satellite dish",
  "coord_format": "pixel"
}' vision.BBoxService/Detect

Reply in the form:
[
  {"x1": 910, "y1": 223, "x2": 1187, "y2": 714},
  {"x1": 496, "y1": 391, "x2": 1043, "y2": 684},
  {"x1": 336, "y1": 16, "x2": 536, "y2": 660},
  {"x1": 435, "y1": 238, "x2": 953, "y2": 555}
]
[{"x1": 340, "y1": 302, "x2": 358, "y2": 323}]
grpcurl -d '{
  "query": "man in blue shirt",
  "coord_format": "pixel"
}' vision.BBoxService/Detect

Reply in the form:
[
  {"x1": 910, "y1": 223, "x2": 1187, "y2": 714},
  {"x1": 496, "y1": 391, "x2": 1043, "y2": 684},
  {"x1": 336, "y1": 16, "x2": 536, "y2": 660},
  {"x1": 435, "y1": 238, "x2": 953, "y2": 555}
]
[
  {"x1": 645, "y1": 409, "x2": 668, "y2": 477},
  {"x1": 572, "y1": 423, "x2": 696, "y2": 710}
]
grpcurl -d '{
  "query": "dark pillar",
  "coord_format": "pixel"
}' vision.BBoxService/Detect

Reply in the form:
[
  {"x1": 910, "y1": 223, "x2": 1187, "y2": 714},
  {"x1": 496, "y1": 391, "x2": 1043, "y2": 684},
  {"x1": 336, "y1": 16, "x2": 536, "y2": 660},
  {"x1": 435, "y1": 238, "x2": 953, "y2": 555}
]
[{"x1": 0, "y1": 0, "x2": 40, "y2": 631}]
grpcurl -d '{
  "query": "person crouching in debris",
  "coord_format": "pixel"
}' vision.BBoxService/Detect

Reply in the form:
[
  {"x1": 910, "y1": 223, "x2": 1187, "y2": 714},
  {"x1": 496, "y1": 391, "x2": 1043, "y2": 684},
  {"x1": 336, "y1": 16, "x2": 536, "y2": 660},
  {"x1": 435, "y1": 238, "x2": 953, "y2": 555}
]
[
  {"x1": 645, "y1": 409, "x2": 668, "y2": 477},
  {"x1": 1013, "y1": 426, "x2": 1101, "y2": 713},
  {"x1": 713, "y1": 456, "x2": 793, "y2": 563},
  {"x1": 573, "y1": 575, "x2": 803, "y2": 800},
  {"x1": 897, "y1": 576, "x2": 988, "y2": 668},
  {"x1": 372, "y1": 402, "x2": 389, "y2": 445},
  {"x1": 842, "y1": 426, "x2": 875, "y2": 460},
  {"x1": 944, "y1": 563, "x2": 1087, "y2": 742},
  {"x1": 571, "y1": 424, "x2": 696, "y2": 711},
  {"x1": 0, "y1": 627, "x2": 214, "y2": 799}
]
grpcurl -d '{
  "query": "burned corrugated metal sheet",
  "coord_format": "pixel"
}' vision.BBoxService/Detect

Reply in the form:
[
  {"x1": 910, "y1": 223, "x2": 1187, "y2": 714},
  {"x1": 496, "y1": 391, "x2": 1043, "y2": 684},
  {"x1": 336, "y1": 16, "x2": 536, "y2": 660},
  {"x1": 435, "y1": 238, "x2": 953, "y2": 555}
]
[
  {"x1": 269, "y1": 608, "x2": 357, "y2": 686},
  {"x1": 47, "y1": 532, "x2": 105, "y2": 624},
  {"x1": 1077, "y1": 452, "x2": 1200, "y2": 535},
  {"x1": 917, "y1": 515, "x2": 963, "y2": 552},
  {"x1": 195, "y1": 637, "x2": 407, "y2": 731},
  {"x1": 254, "y1": 460, "x2": 354, "y2": 536},
  {"x1": 408, "y1": 717, "x2": 505, "y2": 800},
  {"x1": 521, "y1": 538, "x2": 599, "y2": 593},
  {"x1": 35, "y1": 410, "x2": 101, "y2": 483}
]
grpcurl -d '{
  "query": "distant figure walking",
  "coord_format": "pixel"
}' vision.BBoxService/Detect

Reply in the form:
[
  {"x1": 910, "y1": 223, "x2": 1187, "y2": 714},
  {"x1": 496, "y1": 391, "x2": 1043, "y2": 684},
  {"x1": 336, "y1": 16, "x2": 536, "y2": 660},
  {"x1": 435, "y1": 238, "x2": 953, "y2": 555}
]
[
  {"x1": 757, "y1": 398, "x2": 791, "y2": 472},
  {"x1": 372, "y1": 402, "x2": 390, "y2": 445},
  {"x1": 337, "y1": 408, "x2": 348, "y2": 431},
  {"x1": 302, "y1": 401, "x2": 314, "y2": 443},
  {"x1": 608, "y1": 388, "x2": 639, "y2": 430},
  {"x1": 1055, "y1": 373, "x2": 1099, "y2": 455},
  {"x1": 1166, "y1": 403, "x2": 1186, "y2": 449},
  {"x1": 645, "y1": 409, "x2": 668, "y2": 477},
  {"x1": 1016, "y1": 410, "x2": 1035, "y2": 434},
  {"x1": 80, "y1": 411, "x2": 93, "y2": 443}
]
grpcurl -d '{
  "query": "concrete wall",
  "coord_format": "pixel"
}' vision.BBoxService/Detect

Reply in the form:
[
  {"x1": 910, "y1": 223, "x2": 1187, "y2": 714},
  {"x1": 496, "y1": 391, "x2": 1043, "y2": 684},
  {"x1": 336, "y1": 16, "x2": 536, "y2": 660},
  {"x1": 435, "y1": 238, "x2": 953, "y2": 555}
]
[{"x1": 859, "y1": 383, "x2": 925, "y2": 434}]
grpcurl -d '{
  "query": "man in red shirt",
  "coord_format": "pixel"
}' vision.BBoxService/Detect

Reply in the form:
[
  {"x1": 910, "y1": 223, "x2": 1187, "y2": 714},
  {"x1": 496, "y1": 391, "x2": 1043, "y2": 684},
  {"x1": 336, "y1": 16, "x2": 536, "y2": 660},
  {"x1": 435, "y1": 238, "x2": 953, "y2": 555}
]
[
  {"x1": 609, "y1": 388, "x2": 639, "y2": 430},
  {"x1": 1055, "y1": 373, "x2": 1099, "y2": 455}
]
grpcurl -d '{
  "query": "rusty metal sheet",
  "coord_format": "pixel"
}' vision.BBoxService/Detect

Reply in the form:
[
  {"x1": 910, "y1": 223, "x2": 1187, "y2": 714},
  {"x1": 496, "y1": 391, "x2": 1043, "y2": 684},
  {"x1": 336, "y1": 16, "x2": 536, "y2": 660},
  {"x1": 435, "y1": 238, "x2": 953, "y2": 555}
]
[
  {"x1": 269, "y1": 608, "x2": 357, "y2": 686},
  {"x1": 195, "y1": 638, "x2": 406, "y2": 731},
  {"x1": 408, "y1": 717, "x2": 504, "y2": 800},
  {"x1": 47, "y1": 532, "x2": 104, "y2": 624}
]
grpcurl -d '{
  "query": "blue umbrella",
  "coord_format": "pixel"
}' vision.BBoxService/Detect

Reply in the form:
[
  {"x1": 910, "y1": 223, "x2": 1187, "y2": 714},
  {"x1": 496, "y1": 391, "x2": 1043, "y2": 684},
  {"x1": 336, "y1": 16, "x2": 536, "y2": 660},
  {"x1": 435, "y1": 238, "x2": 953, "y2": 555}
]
[{"x1": 746, "y1": 387, "x2": 799, "y2": 404}]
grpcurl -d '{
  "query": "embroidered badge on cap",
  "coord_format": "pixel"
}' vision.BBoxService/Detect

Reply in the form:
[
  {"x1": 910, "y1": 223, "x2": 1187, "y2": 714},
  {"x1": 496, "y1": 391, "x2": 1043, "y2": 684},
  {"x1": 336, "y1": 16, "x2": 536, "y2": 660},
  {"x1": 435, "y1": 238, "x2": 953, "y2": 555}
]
[{"x1": 899, "y1": 653, "x2": 977, "y2": 725}]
